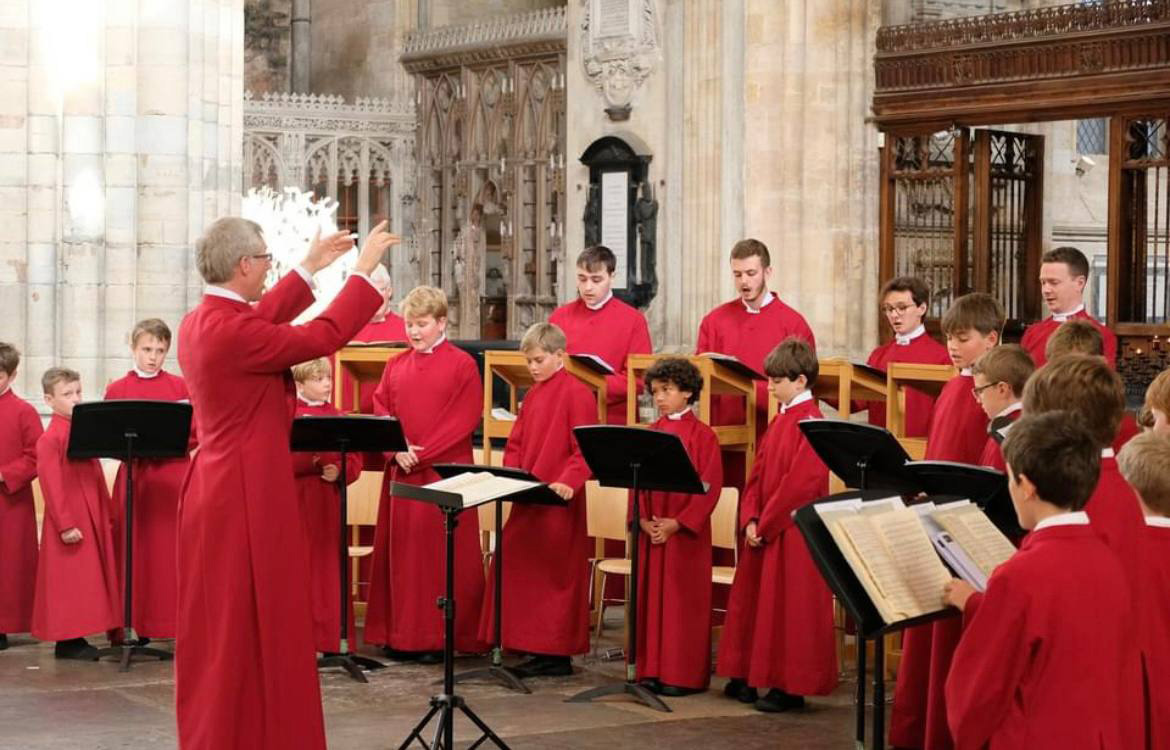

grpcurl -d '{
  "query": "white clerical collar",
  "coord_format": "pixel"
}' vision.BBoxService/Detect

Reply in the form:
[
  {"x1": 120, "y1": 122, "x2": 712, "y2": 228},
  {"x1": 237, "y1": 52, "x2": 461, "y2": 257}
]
[
  {"x1": 1146, "y1": 515, "x2": 1170, "y2": 528},
  {"x1": 895, "y1": 324, "x2": 926, "y2": 346},
  {"x1": 1034, "y1": 511, "x2": 1090, "y2": 531},
  {"x1": 421, "y1": 335, "x2": 447, "y2": 354},
  {"x1": 780, "y1": 389, "x2": 814, "y2": 414},
  {"x1": 666, "y1": 406, "x2": 692, "y2": 421},
  {"x1": 960, "y1": 367, "x2": 973, "y2": 376},
  {"x1": 1051, "y1": 304, "x2": 1085, "y2": 323},
  {"x1": 585, "y1": 291, "x2": 613, "y2": 311},
  {"x1": 1101, "y1": 447, "x2": 1115, "y2": 459},
  {"x1": 297, "y1": 394, "x2": 326, "y2": 407},
  {"x1": 133, "y1": 367, "x2": 161, "y2": 379},
  {"x1": 742, "y1": 291, "x2": 775, "y2": 314},
  {"x1": 995, "y1": 402, "x2": 1022, "y2": 419},
  {"x1": 205, "y1": 285, "x2": 248, "y2": 304}
]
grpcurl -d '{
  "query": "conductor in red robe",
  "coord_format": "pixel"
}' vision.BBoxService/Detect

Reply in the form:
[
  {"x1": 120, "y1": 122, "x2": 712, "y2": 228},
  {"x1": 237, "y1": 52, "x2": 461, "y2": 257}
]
[
  {"x1": 1020, "y1": 246, "x2": 1117, "y2": 367},
  {"x1": 634, "y1": 358, "x2": 723, "y2": 696},
  {"x1": 549, "y1": 245, "x2": 652, "y2": 425},
  {"x1": 176, "y1": 217, "x2": 395, "y2": 750},
  {"x1": 718, "y1": 338, "x2": 836, "y2": 712},
  {"x1": 478, "y1": 322, "x2": 596, "y2": 677},
  {"x1": 367, "y1": 285, "x2": 488, "y2": 660},
  {"x1": 103, "y1": 318, "x2": 193, "y2": 640},
  {"x1": 0, "y1": 343, "x2": 42, "y2": 649},
  {"x1": 32, "y1": 368, "x2": 121, "y2": 660}
]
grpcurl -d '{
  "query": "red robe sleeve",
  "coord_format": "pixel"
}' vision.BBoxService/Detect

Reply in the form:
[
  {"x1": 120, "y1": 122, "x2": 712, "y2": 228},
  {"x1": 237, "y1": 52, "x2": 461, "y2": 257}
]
[
  {"x1": 501, "y1": 403, "x2": 526, "y2": 470},
  {"x1": 343, "y1": 453, "x2": 362, "y2": 485},
  {"x1": 605, "y1": 317, "x2": 652, "y2": 412},
  {"x1": 36, "y1": 435, "x2": 79, "y2": 532},
  {"x1": 252, "y1": 270, "x2": 316, "y2": 324},
  {"x1": 674, "y1": 427, "x2": 723, "y2": 534},
  {"x1": 1, "y1": 405, "x2": 42, "y2": 494},
  {"x1": 757, "y1": 428, "x2": 828, "y2": 540},
  {"x1": 291, "y1": 451, "x2": 320, "y2": 477},
  {"x1": 372, "y1": 356, "x2": 401, "y2": 460},
  {"x1": 553, "y1": 391, "x2": 597, "y2": 492},
  {"x1": 414, "y1": 357, "x2": 482, "y2": 470},
  {"x1": 696, "y1": 314, "x2": 714, "y2": 354},
  {"x1": 739, "y1": 422, "x2": 774, "y2": 530}
]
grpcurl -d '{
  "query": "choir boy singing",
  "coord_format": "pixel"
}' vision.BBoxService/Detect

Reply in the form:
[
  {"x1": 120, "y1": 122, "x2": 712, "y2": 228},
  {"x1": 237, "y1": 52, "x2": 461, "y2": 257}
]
[
  {"x1": 1146, "y1": 368, "x2": 1170, "y2": 434},
  {"x1": 477, "y1": 322, "x2": 596, "y2": 678},
  {"x1": 32, "y1": 368, "x2": 121, "y2": 660},
  {"x1": 890, "y1": 292, "x2": 1003, "y2": 750},
  {"x1": 634, "y1": 357, "x2": 722, "y2": 696},
  {"x1": 291, "y1": 357, "x2": 362, "y2": 655},
  {"x1": 549, "y1": 245, "x2": 652, "y2": 425},
  {"x1": 1117, "y1": 431, "x2": 1170, "y2": 750},
  {"x1": 0, "y1": 343, "x2": 42, "y2": 650},
  {"x1": 103, "y1": 318, "x2": 192, "y2": 640},
  {"x1": 942, "y1": 412, "x2": 1131, "y2": 750},
  {"x1": 970, "y1": 345, "x2": 1033, "y2": 472},
  {"x1": 717, "y1": 338, "x2": 835, "y2": 713},
  {"x1": 1020, "y1": 246, "x2": 1117, "y2": 366},
  {"x1": 368, "y1": 285, "x2": 487, "y2": 661},
  {"x1": 864, "y1": 276, "x2": 951, "y2": 435}
]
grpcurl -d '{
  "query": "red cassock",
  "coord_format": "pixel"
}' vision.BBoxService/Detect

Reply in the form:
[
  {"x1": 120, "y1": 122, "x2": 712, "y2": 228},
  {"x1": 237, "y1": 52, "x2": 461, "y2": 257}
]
[
  {"x1": 865, "y1": 333, "x2": 951, "y2": 437},
  {"x1": 367, "y1": 339, "x2": 487, "y2": 653},
  {"x1": 549, "y1": 296, "x2": 652, "y2": 425},
  {"x1": 478, "y1": 367, "x2": 596, "y2": 655},
  {"x1": 946, "y1": 524, "x2": 1131, "y2": 750},
  {"x1": 1141, "y1": 521, "x2": 1170, "y2": 750},
  {"x1": 31, "y1": 414, "x2": 121, "y2": 641},
  {"x1": 977, "y1": 407, "x2": 1021, "y2": 472},
  {"x1": 716, "y1": 397, "x2": 837, "y2": 695},
  {"x1": 1020, "y1": 309, "x2": 1118, "y2": 367},
  {"x1": 340, "y1": 313, "x2": 408, "y2": 415},
  {"x1": 1113, "y1": 412, "x2": 1139, "y2": 454},
  {"x1": 175, "y1": 272, "x2": 381, "y2": 750},
  {"x1": 0, "y1": 388, "x2": 42, "y2": 634},
  {"x1": 891, "y1": 373, "x2": 989, "y2": 750},
  {"x1": 634, "y1": 411, "x2": 722, "y2": 690},
  {"x1": 292, "y1": 400, "x2": 363, "y2": 653},
  {"x1": 103, "y1": 370, "x2": 193, "y2": 638}
]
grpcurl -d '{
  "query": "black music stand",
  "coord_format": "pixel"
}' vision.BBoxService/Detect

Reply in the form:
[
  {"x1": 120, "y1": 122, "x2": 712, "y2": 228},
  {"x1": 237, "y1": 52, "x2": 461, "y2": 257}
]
[
  {"x1": 905, "y1": 460, "x2": 1020, "y2": 540},
  {"x1": 564, "y1": 425, "x2": 708, "y2": 713},
  {"x1": 291, "y1": 415, "x2": 406, "y2": 683},
  {"x1": 797, "y1": 419, "x2": 918, "y2": 493},
  {"x1": 68, "y1": 400, "x2": 192, "y2": 671},
  {"x1": 793, "y1": 492, "x2": 957, "y2": 750},
  {"x1": 433, "y1": 463, "x2": 566, "y2": 693},
  {"x1": 390, "y1": 477, "x2": 532, "y2": 750}
]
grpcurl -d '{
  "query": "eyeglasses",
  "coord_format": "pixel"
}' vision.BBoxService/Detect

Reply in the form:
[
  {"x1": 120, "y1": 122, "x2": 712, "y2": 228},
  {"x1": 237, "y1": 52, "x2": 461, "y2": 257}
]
[
  {"x1": 971, "y1": 381, "x2": 1002, "y2": 399},
  {"x1": 246, "y1": 253, "x2": 274, "y2": 263},
  {"x1": 881, "y1": 303, "x2": 918, "y2": 316}
]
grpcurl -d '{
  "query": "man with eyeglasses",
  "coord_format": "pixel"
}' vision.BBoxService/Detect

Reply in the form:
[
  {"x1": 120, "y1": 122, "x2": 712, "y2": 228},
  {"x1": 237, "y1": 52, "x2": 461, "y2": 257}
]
[
  {"x1": 175, "y1": 218, "x2": 399, "y2": 750},
  {"x1": 863, "y1": 276, "x2": 950, "y2": 437}
]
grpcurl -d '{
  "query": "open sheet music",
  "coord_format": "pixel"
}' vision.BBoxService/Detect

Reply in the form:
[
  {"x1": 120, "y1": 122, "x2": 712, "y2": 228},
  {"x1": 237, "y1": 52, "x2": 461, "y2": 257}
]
[
  {"x1": 569, "y1": 353, "x2": 616, "y2": 375},
  {"x1": 425, "y1": 471, "x2": 542, "y2": 509},
  {"x1": 696, "y1": 352, "x2": 764, "y2": 380},
  {"x1": 919, "y1": 500, "x2": 1017, "y2": 590}
]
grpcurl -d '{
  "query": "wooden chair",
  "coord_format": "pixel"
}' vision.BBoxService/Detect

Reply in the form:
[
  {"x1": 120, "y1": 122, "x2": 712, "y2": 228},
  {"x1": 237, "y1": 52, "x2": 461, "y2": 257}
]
[
  {"x1": 347, "y1": 470, "x2": 383, "y2": 610},
  {"x1": 31, "y1": 478, "x2": 44, "y2": 542},
  {"x1": 102, "y1": 459, "x2": 120, "y2": 495},
  {"x1": 710, "y1": 487, "x2": 739, "y2": 594},
  {"x1": 585, "y1": 480, "x2": 632, "y2": 653}
]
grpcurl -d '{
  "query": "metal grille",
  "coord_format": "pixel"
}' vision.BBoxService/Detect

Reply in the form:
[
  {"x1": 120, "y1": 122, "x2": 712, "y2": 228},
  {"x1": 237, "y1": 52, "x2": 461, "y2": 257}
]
[
  {"x1": 1119, "y1": 117, "x2": 1170, "y2": 324},
  {"x1": 985, "y1": 132, "x2": 1040, "y2": 320}
]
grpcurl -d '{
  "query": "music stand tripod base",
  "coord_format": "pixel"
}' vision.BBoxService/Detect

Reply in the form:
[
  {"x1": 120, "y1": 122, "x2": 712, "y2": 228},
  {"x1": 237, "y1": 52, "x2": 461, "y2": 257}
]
[
  {"x1": 318, "y1": 645, "x2": 387, "y2": 684},
  {"x1": 450, "y1": 656, "x2": 530, "y2": 694},
  {"x1": 97, "y1": 636, "x2": 172, "y2": 672},
  {"x1": 565, "y1": 680, "x2": 670, "y2": 713}
]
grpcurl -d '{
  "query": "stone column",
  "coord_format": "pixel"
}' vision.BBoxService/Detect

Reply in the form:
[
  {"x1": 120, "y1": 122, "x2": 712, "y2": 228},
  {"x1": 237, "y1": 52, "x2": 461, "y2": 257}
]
[{"x1": 290, "y1": 0, "x2": 310, "y2": 92}]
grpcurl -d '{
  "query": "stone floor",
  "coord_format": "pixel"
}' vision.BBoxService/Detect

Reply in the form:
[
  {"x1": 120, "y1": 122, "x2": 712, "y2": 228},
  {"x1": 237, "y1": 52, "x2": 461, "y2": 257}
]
[{"x1": 0, "y1": 630, "x2": 882, "y2": 749}]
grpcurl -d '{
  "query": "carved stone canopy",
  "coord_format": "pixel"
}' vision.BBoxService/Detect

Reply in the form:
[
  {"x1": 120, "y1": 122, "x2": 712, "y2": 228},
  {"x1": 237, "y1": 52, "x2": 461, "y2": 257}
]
[{"x1": 580, "y1": 0, "x2": 661, "y2": 121}]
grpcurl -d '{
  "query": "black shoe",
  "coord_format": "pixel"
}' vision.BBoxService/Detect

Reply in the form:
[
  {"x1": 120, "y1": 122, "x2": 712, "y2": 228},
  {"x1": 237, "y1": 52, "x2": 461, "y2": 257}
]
[
  {"x1": 54, "y1": 638, "x2": 99, "y2": 661},
  {"x1": 136, "y1": 636, "x2": 151, "y2": 648},
  {"x1": 658, "y1": 683, "x2": 705, "y2": 697},
  {"x1": 754, "y1": 688, "x2": 805, "y2": 713},
  {"x1": 0, "y1": 633, "x2": 8, "y2": 651},
  {"x1": 414, "y1": 651, "x2": 444, "y2": 665},
  {"x1": 723, "y1": 678, "x2": 759, "y2": 703},
  {"x1": 512, "y1": 655, "x2": 573, "y2": 678},
  {"x1": 381, "y1": 647, "x2": 420, "y2": 662}
]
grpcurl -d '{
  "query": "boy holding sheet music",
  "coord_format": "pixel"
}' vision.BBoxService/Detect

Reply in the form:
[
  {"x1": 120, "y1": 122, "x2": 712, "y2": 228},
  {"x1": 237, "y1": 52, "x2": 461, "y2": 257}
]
[
  {"x1": 1117, "y1": 431, "x2": 1170, "y2": 750},
  {"x1": 477, "y1": 322, "x2": 597, "y2": 678},
  {"x1": 717, "y1": 338, "x2": 835, "y2": 712},
  {"x1": 971, "y1": 345, "x2": 1033, "y2": 472},
  {"x1": 891, "y1": 292, "x2": 1004, "y2": 750},
  {"x1": 942, "y1": 412, "x2": 1134, "y2": 750},
  {"x1": 634, "y1": 357, "x2": 722, "y2": 696}
]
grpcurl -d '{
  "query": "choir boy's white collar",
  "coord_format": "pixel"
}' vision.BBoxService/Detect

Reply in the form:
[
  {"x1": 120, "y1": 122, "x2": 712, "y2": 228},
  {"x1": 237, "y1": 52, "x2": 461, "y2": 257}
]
[
  {"x1": 133, "y1": 367, "x2": 161, "y2": 379},
  {"x1": 1051, "y1": 303, "x2": 1085, "y2": 323},
  {"x1": 1033, "y1": 510, "x2": 1090, "y2": 531},
  {"x1": 585, "y1": 291, "x2": 613, "y2": 311},
  {"x1": 995, "y1": 402, "x2": 1022, "y2": 419},
  {"x1": 1147, "y1": 515, "x2": 1170, "y2": 528},
  {"x1": 960, "y1": 366, "x2": 973, "y2": 376},
  {"x1": 895, "y1": 324, "x2": 926, "y2": 346},
  {"x1": 297, "y1": 394, "x2": 326, "y2": 407},
  {"x1": 421, "y1": 335, "x2": 447, "y2": 354},
  {"x1": 1101, "y1": 447, "x2": 1116, "y2": 459},
  {"x1": 780, "y1": 389, "x2": 814, "y2": 414},
  {"x1": 742, "y1": 291, "x2": 775, "y2": 314},
  {"x1": 666, "y1": 406, "x2": 693, "y2": 421}
]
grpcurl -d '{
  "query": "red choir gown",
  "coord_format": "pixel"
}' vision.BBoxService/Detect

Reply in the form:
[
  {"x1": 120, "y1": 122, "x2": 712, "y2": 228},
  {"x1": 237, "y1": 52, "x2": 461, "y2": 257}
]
[
  {"x1": 31, "y1": 414, "x2": 121, "y2": 641},
  {"x1": 1020, "y1": 308, "x2": 1118, "y2": 367},
  {"x1": 945, "y1": 522, "x2": 1132, "y2": 750},
  {"x1": 0, "y1": 387, "x2": 42, "y2": 634},
  {"x1": 176, "y1": 272, "x2": 381, "y2": 750},
  {"x1": 1113, "y1": 412, "x2": 1139, "y2": 454},
  {"x1": 716, "y1": 394, "x2": 837, "y2": 696},
  {"x1": 339, "y1": 312, "x2": 408, "y2": 415},
  {"x1": 292, "y1": 398, "x2": 363, "y2": 653},
  {"x1": 865, "y1": 330, "x2": 951, "y2": 437},
  {"x1": 634, "y1": 410, "x2": 722, "y2": 690},
  {"x1": 1141, "y1": 519, "x2": 1170, "y2": 750},
  {"x1": 891, "y1": 372, "x2": 988, "y2": 750},
  {"x1": 549, "y1": 295, "x2": 651, "y2": 425},
  {"x1": 104, "y1": 369, "x2": 193, "y2": 638},
  {"x1": 478, "y1": 367, "x2": 596, "y2": 655},
  {"x1": 367, "y1": 338, "x2": 488, "y2": 653}
]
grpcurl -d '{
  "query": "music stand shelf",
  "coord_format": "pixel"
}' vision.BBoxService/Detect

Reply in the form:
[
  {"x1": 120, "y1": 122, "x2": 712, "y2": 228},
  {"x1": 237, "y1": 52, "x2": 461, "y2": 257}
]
[
  {"x1": 481, "y1": 350, "x2": 607, "y2": 466},
  {"x1": 332, "y1": 345, "x2": 409, "y2": 413},
  {"x1": 625, "y1": 354, "x2": 757, "y2": 482},
  {"x1": 886, "y1": 362, "x2": 956, "y2": 460}
]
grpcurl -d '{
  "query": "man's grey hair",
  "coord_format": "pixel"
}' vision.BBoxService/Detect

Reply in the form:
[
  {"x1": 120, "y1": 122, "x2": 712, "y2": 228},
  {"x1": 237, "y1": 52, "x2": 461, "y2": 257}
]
[{"x1": 196, "y1": 217, "x2": 266, "y2": 284}]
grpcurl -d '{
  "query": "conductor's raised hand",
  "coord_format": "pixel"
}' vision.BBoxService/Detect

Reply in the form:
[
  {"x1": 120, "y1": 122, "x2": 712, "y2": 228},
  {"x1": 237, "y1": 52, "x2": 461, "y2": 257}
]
[
  {"x1": 301, "y1": 228, "x2": 356, "y2": 274},
  {"x1": 353, "y1": 220, "x2": 401, "y2": 276}
]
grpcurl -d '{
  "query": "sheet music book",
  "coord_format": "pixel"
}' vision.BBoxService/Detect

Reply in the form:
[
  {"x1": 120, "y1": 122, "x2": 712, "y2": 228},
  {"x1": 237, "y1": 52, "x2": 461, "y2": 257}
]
[
  {"x1": 344, "y1": 340, "x2": 408, "y2": 348},
  {"x1": 424, "y1": 471, "x2": 542, "y2": 509},
  {"x1": 924, "y1": 500, "x2": 1016, "y2": 589},
  {"x1": 849, "y1": 361, "x2": 888, "y2": 382},
  {"x1": 697, "y1": 352, "x2": 765, "y2": 380},
  {"x1": 570, "y1": 353, "x2": 616, "y2": 375}
]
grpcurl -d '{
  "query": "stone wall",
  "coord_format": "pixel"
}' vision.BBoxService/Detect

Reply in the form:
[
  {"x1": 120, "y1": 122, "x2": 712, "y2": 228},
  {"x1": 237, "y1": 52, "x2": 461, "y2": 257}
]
[{"x1": 245, "y1": 0, "x2": 291, "y2": 94}]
